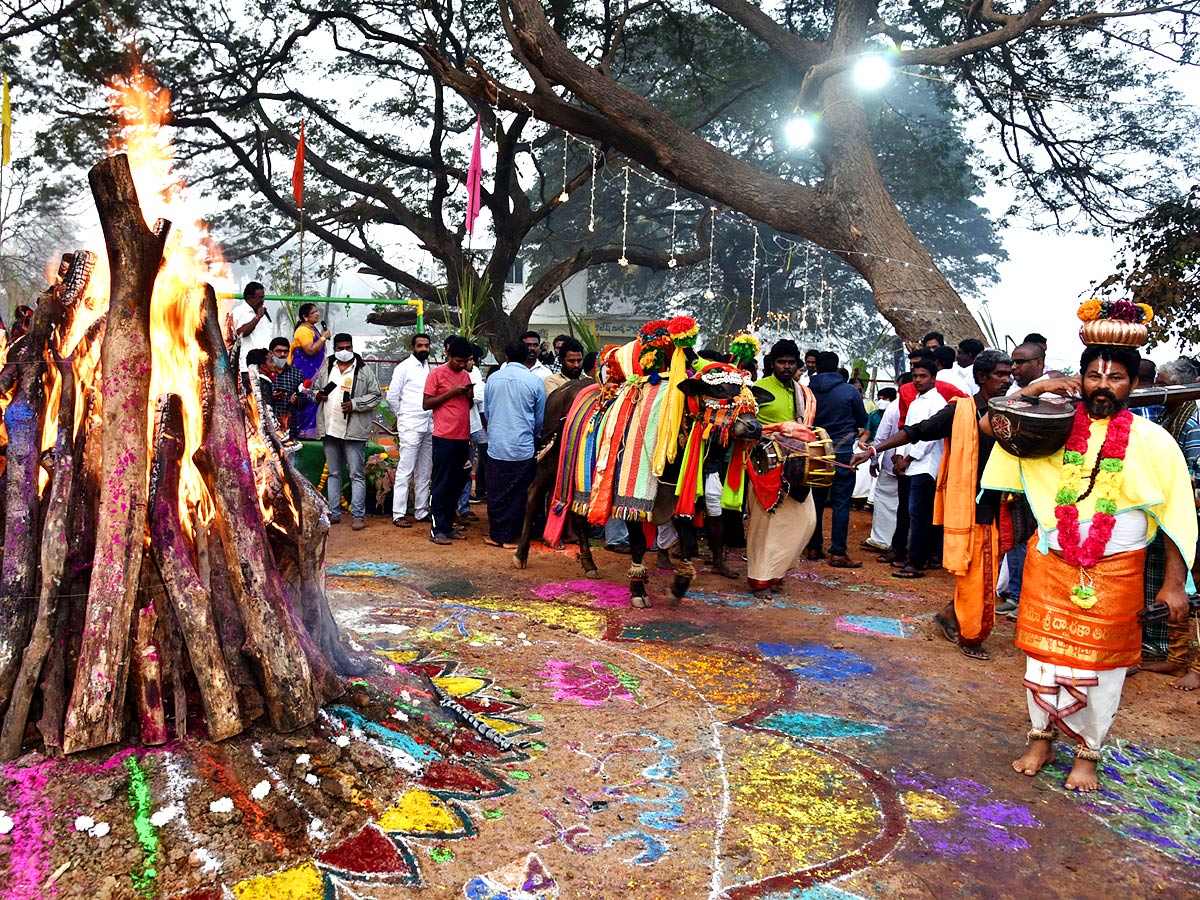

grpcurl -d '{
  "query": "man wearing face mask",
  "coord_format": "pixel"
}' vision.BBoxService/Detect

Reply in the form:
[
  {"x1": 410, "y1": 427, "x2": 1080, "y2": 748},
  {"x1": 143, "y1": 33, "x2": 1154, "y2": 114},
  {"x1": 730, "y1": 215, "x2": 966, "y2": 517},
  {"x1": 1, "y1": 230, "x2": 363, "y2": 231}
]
[
  {"x1": 317, "y1": 334, "x2": 382, "y2": 531},
  {"x1": 262, "y1": 337, "x2": 308, "y2": 437},
  {"x1": 387, "y1": 334, "x2": 435, "y2": 528}
]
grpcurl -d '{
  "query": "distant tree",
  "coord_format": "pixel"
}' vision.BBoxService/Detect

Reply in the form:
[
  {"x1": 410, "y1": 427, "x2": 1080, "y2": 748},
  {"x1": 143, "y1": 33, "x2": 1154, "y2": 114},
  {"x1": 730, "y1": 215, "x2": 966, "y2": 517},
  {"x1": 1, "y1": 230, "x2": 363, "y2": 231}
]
[
  {"x1": 1094, "y1": 186, "x2": 1200, "y2": 348},
  {"x1": 0, "y1": 160, "x2": 77, "y2": 319}
]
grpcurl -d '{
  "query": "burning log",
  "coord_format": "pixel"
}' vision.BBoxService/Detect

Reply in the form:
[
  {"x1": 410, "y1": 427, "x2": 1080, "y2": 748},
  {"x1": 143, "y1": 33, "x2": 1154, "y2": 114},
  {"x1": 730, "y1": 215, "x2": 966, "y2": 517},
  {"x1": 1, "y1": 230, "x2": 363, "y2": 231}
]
[
  {"x1": 0, "y1": 349, "x2": 77, "y2": 759},
  {"x1": 0, "y1": 288, "x2": 59, "y2": 719},
  {"x1": 37, "y1": 385, "x2": 99, "y2": 751},
  {"x1": 63, "y1": 154, "x2": 170, "y2": 754},
  {"x1": 195, "y1": 284, "x2": 323, "y2": 732},
  {"x1": 0, "y1": 254, "x2": 99, "y2": 758},
  {"x1": 148, "y1": 393, "x2": 241, "y2": 741}
]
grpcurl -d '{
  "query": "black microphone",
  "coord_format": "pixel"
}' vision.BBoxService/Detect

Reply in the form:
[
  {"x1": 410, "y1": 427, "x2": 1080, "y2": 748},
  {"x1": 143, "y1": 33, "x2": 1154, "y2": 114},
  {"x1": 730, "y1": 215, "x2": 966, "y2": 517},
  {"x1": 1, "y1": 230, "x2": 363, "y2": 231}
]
[{"x1": 321, "y1": 320, "x2": 329, "y2": 333}]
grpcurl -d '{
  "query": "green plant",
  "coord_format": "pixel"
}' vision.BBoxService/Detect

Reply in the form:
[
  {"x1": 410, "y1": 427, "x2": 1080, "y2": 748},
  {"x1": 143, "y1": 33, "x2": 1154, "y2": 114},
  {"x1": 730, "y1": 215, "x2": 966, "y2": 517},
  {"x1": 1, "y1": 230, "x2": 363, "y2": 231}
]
[
  {"x1": 565, "y1": 306, "x2": 602, "y2": 353},
  {"x1": 438, "y1": 265, "x2": 491, "y2": 341}
]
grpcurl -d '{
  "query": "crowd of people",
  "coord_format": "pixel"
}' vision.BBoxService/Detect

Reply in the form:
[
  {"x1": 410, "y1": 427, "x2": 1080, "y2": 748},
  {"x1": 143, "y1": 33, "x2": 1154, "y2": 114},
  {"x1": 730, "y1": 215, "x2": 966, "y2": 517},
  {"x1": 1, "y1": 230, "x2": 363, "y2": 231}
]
[{"x1": 228, "y1": 280, "x2": 1200, "y2": 795}]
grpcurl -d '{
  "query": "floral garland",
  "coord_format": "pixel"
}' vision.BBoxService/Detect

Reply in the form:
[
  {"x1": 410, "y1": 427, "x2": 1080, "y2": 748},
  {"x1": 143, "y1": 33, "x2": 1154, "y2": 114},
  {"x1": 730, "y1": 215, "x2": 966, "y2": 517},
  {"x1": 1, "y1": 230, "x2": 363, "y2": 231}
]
[
  {"x1": 1053, "y1": 404, "x2": 1133, "y2": 608},
  {"x1": 1077, "y1": 297, "x2": 1153, "y2": 324}
]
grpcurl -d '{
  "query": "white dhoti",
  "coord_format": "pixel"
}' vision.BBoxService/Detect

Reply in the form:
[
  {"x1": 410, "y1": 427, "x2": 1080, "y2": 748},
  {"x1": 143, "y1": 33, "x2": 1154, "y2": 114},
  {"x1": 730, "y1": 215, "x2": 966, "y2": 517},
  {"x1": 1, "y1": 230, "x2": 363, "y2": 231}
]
[
  {"x1": 1023, "y1": 657, "x2": 1127, "y2": 750},
  {"x1": 853, "y1": 442, "x2": 873, "y2": 500},
  {"x1": 746, "y1": 493, "x2": 816, "y2": 588},
  {"x1": 392, "y1": 429, "x2": 433, "y2": 520},
  {"x1": 866, "y1": 471, "x2": 898, "y2": 550}
]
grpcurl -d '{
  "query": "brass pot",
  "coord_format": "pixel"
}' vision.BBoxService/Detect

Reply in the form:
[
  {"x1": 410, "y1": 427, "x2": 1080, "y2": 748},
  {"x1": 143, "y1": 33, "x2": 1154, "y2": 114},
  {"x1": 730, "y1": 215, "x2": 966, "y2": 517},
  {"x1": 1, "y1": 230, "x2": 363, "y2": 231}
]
[{"x1": 1079, "y1": 319, "x2": 1147, "y2": 347}]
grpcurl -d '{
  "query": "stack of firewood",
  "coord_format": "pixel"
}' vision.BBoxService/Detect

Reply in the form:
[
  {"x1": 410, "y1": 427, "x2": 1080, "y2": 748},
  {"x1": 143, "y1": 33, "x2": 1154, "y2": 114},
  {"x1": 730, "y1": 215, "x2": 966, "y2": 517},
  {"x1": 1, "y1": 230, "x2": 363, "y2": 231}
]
[{"x1": 0, "y1": 154, "x2": 359, "y2": 761}]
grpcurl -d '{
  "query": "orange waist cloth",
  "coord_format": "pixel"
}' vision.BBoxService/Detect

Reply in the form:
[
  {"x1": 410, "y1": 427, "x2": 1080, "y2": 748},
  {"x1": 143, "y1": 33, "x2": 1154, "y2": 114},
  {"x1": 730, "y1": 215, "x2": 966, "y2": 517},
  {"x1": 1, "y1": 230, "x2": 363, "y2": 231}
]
[{"x1": 1015, "y1": 536, "x2": 1146, "y2": 669}]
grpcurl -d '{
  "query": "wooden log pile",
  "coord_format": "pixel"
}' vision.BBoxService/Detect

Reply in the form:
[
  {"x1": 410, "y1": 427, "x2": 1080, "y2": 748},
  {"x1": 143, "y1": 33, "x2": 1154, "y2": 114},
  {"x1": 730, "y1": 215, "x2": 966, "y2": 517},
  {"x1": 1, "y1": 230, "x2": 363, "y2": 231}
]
[{"x1": 0, "y1": 153, "x2": 356, "y2": 760}]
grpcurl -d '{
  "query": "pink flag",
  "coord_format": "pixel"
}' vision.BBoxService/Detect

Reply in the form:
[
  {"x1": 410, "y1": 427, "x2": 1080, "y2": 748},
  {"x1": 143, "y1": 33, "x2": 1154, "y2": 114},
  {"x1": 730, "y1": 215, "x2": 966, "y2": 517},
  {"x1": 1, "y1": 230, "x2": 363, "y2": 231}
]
[{"x1": 465, "y1": 116, "x2": 483, "y2": 234}]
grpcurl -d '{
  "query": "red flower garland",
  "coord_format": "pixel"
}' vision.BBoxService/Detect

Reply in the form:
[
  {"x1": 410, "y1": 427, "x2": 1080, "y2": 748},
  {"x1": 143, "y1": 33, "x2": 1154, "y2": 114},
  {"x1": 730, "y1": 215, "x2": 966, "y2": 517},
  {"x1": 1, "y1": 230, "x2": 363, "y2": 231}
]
[{"x1": 1053, "y1": 405, "x2": 1133, "y2": 569}]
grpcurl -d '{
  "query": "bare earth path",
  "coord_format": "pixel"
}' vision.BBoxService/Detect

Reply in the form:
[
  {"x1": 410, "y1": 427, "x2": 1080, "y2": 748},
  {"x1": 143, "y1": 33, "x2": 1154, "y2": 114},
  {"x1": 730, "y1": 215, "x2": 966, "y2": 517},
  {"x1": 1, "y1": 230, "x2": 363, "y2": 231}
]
[{"x1": 2, "y1": 508, "x2": 1198, "y2": 899}]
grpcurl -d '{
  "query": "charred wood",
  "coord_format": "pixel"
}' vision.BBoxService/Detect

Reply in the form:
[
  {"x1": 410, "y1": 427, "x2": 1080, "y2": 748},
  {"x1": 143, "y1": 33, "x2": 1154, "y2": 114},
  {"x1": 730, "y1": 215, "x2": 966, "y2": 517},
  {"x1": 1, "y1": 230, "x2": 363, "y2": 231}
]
[
  {"x1": 148, "y1": 394, "x2": 241, "y2": 741},
  {"x1": 195, "y1": 283, "x2": 320, "y2": 732}
]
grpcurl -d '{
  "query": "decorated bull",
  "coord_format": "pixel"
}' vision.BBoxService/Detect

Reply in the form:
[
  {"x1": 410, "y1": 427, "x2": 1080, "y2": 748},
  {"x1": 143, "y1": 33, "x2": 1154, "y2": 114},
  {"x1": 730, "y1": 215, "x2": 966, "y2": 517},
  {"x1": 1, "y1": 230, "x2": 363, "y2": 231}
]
[{"x1": 514, "y1": 317, "x2": 769, "y2": 607}]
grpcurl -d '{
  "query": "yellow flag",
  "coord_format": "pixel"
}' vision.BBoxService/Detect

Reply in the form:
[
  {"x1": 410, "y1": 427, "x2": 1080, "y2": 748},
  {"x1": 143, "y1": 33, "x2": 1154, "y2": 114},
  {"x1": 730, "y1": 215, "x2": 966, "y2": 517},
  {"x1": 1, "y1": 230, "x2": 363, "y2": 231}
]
[{"x1": 2, "y1": 73, "x2": 10, "y2": 166}]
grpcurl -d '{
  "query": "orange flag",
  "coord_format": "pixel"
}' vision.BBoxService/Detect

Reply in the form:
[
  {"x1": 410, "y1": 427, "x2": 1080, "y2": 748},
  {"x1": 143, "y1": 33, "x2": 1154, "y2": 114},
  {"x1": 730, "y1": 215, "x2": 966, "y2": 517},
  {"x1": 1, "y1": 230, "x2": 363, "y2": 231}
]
[{"x1": 292, "y1": 119, "x2": 305, "y2": 208}]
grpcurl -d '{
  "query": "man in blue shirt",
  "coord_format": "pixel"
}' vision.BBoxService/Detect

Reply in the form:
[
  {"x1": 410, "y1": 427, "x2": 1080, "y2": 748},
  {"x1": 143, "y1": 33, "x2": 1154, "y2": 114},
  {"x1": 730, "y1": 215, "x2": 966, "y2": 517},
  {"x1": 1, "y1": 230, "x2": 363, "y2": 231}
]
[
  {"x1": 483, "y1": 340, "x2": 547, "y2": 547},
  {"x1": 808, "y1": 350, "x2": 869, "y2": 567}
]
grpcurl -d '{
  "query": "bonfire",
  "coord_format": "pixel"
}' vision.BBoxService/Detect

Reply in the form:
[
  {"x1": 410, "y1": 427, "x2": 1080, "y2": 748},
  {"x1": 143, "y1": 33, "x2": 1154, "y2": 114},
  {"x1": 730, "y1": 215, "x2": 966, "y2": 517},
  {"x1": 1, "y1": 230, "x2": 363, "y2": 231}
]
[{"x1": 0, "y1": 69, "x2": 357, "y2": 760}]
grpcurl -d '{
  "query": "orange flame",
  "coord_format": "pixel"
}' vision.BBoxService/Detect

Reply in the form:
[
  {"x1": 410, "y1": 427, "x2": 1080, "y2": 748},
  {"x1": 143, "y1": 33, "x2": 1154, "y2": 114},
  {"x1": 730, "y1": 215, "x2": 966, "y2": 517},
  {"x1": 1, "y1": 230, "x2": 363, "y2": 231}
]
[{"x1": 104, "y1": 64, "x2": 231, "y2": 530}]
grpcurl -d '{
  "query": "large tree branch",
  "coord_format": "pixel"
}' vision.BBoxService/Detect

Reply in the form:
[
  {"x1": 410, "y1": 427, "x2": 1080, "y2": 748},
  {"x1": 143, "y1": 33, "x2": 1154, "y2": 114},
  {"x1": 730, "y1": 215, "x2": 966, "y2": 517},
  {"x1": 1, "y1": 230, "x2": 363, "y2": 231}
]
[
  {"x1": 799, "y1": 1, "x2": 1057, "y2": 107},
  {"x1": 703, "y1": 0, "x2": 828, "y2": 73}
]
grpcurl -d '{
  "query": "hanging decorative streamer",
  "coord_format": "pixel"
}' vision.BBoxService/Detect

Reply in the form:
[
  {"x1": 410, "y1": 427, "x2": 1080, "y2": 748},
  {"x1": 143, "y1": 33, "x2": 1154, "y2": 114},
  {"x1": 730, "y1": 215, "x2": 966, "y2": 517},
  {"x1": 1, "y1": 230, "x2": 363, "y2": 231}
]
[{"x1": 618, "y1": 166, "x2": 630, "y2": 266}]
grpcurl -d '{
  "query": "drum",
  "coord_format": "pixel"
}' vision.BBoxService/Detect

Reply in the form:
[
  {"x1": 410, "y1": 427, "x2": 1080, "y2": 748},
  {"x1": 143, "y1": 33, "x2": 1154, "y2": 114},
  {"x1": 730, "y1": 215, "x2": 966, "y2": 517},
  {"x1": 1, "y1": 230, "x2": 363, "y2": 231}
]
[
  {"x1": 750, "y1": 427, "x2": 836, "y2": 489},
  {"x1": 986, "y1": 394, "x2": 1077, "y2": 459},
  {"x1": 987, "y1": 384, "x2": 1200, "y2": 459}
]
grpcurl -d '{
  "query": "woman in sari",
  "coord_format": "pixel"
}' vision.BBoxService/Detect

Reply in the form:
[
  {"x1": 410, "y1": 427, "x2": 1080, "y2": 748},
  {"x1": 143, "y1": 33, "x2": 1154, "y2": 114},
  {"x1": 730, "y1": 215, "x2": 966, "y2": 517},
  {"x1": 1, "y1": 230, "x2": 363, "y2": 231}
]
[{"x1": 288, "y1": 302, "x2": 332, "y2": 438}]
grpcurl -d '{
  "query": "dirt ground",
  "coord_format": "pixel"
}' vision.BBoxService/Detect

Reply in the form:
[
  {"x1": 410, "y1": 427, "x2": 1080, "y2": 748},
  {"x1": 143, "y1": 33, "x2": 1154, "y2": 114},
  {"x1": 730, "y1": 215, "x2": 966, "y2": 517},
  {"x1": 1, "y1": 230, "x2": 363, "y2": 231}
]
[{"x1": 2, "y1": 505, "x2": 1198, "y2": 900}]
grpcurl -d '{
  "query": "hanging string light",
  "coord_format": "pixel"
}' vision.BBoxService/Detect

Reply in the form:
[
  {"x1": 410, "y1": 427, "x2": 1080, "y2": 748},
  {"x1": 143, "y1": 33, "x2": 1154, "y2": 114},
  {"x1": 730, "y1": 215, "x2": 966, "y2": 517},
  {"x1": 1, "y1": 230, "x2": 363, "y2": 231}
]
[
  {"x1": 703, "y1": 207, "x2": 717, "y2": 300},
  {"x1": 618, "y1": 166, "x2": 630, "y2": 266},
  {"x1": 749, "y1": 225, "x2": 759, "y2": 325},
  {"x1": 667, "y1": 187, "x2": 678, "y2": 269},
  {"x1": 588, "y1": 146, "x2": 597, "y2": 233},
  {"x1": 557, "y1": 132, "x2": 569, "y2": 203}
]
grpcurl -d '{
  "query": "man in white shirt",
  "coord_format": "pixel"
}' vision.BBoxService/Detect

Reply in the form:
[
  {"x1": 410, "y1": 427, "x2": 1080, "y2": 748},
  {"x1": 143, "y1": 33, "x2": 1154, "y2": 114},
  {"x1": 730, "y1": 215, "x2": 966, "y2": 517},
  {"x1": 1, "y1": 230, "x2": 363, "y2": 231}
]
[
  {"x1": 231, "y1": 281, "x2": 276, "y2": 369},
  {"x1": 893, "y1": 359, "x2": 946, "y2": 578},
  {"x1": 864, "y1": 396, "x2": 902, "y2": 552},
  {"x1": 520, "y1": 330, "x2": 551, "y2": 380},
  {"x1": 1006, "y1": 341, "x2": 1049, "y2": 395},
  {"x1": 387, "y1": 333, "x2": 434, "y2": 527},
  {"x1": 953, "y1": 339, "x2": 984, "y2": 396}
]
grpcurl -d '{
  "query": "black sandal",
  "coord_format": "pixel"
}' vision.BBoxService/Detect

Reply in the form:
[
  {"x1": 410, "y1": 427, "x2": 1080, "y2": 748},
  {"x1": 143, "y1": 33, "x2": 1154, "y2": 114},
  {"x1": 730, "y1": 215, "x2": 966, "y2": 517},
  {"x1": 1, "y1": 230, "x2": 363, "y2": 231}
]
[
  {"x1": 892, "y1": 566, "x2": 924, "y2": 579},
  {"x1": 958, "y1": 643, "x2": 989, "y2": 661}
]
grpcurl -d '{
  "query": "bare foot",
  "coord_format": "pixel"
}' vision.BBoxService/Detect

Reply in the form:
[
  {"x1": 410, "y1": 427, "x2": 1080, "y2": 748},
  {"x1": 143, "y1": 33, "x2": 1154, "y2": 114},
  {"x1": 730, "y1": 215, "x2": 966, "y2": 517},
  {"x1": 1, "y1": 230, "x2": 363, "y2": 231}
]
[
  {"x1": 1172, "y1": 670, "x2": 1200, "y2": 691},
  {"x1": 1141, "y1": 659, "x2": 1188, "y2": 676},
  {"x1": 1065, "y1": 755, "x2": 1100, "y2": 792},
  {"x1": 1011, "y1": 739, "x2": 1055, "y2": 777}
]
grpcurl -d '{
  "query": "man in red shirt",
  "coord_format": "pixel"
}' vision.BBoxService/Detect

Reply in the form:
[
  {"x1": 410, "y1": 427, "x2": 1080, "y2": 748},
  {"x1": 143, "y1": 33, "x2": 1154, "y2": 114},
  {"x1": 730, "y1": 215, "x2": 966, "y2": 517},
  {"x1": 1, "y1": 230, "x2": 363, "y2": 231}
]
[
  {"x1": 423, "y1": 336, "x2": 475, "y2": 544},
  {"x1": 897, "y1": 348, "x2": 966, "y2": 426}
]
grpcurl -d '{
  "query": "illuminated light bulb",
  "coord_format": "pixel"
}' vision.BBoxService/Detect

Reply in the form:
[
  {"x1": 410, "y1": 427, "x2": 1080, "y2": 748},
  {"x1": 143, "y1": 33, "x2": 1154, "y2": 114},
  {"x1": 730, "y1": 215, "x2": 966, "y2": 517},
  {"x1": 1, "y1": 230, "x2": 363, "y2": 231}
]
[
  {"x1": 853, "y1": 55, "x2": 893, "y2": 91},
  {"x1": 557, "y1": 191, "x2": 569, "y2": 203},
  {"x1": 667, "y1": 257, "x2": 677, "y2": 268},
  {"x1": 703, "y1": 289, "x2": 715, "y2": 300},
  {"x1": 785, "y1": 115, "x2": 817, "y2": 148},
  {"x1": 618, "y1": 256, "x2": 629, "y2": 267}
]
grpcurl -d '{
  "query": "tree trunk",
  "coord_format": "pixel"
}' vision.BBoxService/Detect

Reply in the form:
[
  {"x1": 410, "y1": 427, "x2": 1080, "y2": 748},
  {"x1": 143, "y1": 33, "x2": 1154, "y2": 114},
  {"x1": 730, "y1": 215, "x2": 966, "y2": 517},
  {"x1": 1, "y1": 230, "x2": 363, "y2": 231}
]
[
  {"x1": 195, "y1": 283, "x2": 320, "y2": 732},
  {"x1": 434, "y1": 0, "x2": 985, "y2": 346},
  {"x1": 63, "y1": 153, "x2": 170, "y2": 754},
  {"x1": 148, "y1": 393, "x2": 242, "y2": 741}
]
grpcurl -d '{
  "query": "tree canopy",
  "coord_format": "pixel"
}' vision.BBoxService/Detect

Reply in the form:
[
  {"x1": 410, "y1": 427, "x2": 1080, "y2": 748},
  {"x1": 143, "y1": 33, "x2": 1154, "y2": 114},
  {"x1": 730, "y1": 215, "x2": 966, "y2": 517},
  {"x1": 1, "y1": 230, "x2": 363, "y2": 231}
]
[
  {"x1": 426, "y1": 0, "x2": 1200, "y2": 343},
  {"x1": 1095, "y1": 185, "x2": 1200, "y2": 348}
]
